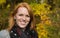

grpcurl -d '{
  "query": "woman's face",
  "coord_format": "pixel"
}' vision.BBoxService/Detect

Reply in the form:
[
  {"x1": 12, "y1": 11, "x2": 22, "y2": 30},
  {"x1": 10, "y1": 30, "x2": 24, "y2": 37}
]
[{"x1": 14, "y1": 7, "x2": 30, "y2": 29}]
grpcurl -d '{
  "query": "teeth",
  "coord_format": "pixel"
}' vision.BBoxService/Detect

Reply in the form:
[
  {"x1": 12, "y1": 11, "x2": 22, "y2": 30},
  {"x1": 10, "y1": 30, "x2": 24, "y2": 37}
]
[{"x1": 21, "y1": 22, "x2": 26, "y2": 24}]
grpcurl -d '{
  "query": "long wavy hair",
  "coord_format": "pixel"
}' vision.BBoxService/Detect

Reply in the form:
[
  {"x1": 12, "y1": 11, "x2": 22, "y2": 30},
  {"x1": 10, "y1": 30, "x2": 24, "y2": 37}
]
[{"x1": 7, "y1": 2, "x2": 35, "y2": 31}]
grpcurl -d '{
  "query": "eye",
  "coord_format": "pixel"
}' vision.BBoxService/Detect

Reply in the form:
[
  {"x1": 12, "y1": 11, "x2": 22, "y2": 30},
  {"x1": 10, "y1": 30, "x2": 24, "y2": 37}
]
[
  {"x1": 26, "y1": 15, "x2": 30, "y2": 17},
  {"x1": 19, "y1": 14, "x2": 23, "y2": 16}
]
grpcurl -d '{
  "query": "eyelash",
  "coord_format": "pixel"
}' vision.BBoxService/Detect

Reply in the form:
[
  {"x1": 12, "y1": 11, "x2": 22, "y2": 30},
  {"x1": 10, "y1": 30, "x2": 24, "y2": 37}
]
[
  {"x1": 26, "y1": 15, "x2": 30, "y2": 17},
  {"x1": 19, "y1": 14, "x2": 30, "y2": 17},
  {"x1": 19, "y1": 14, "x2": 23, "y2": 16}
]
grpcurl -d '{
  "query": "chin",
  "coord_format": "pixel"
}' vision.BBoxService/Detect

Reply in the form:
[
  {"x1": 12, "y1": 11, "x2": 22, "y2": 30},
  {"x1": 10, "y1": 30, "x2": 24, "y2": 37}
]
[{"x1": 20, "y1": 26, "x2": 26, "y2": 28}]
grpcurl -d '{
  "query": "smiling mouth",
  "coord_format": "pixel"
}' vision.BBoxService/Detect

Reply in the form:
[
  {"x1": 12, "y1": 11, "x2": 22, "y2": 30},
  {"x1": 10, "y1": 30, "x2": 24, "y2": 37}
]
[
  {"x1": 22, "y1": 24, "x2": 25, "y2": 25},
  {"x1": 21, "y1": 22, "x2": 26, "y2": 25}
]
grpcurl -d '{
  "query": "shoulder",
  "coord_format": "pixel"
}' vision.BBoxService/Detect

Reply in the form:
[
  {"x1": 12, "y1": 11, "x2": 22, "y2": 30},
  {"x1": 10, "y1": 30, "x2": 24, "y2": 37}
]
[
  {"x1": 0, "y1": 30, "x2": 10, "y2": 38},
  {"x1": 31, "y1": 30, "x2": 38, "y2": 35},
  {"x1": 30, "y1": 30, "x2": 38, "y2": 38}
]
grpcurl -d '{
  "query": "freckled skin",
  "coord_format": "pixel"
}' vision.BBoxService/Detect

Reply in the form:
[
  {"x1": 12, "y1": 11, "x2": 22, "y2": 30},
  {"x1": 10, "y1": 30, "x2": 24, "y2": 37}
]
[{"x1": 14, "y1": 7, "x2": 30, "y2": 29}]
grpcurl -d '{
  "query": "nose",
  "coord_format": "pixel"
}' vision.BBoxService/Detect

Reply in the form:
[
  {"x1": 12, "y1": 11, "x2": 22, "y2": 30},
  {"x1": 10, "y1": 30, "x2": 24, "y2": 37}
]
[{"x1": 22, "y1": 16, "x2": 26, "y2": 21}]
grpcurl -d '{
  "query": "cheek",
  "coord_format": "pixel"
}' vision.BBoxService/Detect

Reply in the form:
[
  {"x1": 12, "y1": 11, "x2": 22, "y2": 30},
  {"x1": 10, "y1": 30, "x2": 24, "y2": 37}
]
[
  {"x1": 15, "y1": 15, "x2": 21, "y2": 20},
  {"x1": 27, "y1": 18, "x2": 30, "y2": 22}
]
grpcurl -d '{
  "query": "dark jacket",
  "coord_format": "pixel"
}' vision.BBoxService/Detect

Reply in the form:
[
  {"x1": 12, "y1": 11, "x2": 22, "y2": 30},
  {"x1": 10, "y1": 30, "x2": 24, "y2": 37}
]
[{"x1": 10, "y1": 25, "x2": 38, "y2": 38}]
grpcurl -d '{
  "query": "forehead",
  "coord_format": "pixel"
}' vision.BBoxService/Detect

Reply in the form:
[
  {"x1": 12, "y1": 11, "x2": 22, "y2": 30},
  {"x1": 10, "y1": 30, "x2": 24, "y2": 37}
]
[{"x1": 17, "y1": 7, "x2": 29, "y2": 15}]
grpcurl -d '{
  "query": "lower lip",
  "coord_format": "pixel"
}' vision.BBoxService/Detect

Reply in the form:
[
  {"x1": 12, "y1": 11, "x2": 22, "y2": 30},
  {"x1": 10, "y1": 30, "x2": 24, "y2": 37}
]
[{"x1": 21, "y1": 23, "x2": 26, "y2": 25}]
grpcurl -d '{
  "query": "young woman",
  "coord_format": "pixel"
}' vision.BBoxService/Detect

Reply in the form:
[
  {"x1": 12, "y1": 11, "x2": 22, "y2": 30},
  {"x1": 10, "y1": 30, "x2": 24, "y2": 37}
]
[{"x1": 0, "y1": 2, "x2": 38, "y2": 38}]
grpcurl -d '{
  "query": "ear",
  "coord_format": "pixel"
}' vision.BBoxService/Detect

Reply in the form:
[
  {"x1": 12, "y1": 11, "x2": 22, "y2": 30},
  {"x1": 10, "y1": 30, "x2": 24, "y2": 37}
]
[{"x1": 14, "y1": 16, "x2": 16, "y2": 19}]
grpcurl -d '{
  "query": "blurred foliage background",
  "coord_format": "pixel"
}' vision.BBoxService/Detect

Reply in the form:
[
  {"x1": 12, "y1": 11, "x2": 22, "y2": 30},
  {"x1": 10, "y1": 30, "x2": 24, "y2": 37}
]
[{"x1": 0, "y1": 0, "x2": 60, "y2": 38}]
